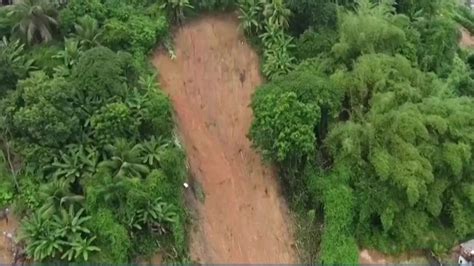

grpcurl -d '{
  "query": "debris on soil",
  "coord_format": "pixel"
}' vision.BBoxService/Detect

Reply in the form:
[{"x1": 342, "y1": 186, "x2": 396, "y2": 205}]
[
  {"x1": 0, "y1": 208, "x2": 19, "y2": 264},
  {"x1": 152, "y1": 14, "x2": 297, "y2": 264}
]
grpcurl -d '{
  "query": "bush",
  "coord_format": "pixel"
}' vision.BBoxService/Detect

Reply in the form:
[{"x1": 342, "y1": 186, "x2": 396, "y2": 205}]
[
  {"x1": 102, "y1": 13, "x2": 168, "y2": 54},
  {"x1": 0, "y1": 153, "x2": 14, "y2": 209},
  {"x1": 91, "y1": 102, "x2": 139, "y2": 145},
  {"x1": 70, "y1": 47, "x2": 135, "y2": 111},
  {"x1": 3, "y1": 72, "x2": 79, "y2": 148},
  {"x1": 192, "y1": 0, "x2": 236, "y2": 11},
  {"x1": 293, "y1": 29, "x2": 338, "y2": 60},
  {"x1": 87, "y1": 209, "x2": 131, "y2": 263},
  {"x1": 59, "y1": 0, "x2": 107, "y2": 34},
  {"x1": 286, "y1": 0, "x2": 338, "y2": 35}
]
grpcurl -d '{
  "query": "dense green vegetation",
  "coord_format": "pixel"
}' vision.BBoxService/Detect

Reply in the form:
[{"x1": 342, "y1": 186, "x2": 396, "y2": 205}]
[
  {"x1": 0, "y1": 0, "x2": 194, "y2": 263},
  {"x1": 1, "y1": 0, "x2": 474, "y2": 264},
  {"x1": 245, "y1": 0, "x2": 474, "y2": 263}
]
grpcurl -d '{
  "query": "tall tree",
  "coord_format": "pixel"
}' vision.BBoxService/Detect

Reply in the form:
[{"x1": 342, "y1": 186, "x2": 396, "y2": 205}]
[{"x1": 8, "y1": 0, "x2": 58, "y2": 44}]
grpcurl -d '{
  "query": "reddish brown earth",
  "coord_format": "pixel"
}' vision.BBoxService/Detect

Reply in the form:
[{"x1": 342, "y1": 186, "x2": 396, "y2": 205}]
[
  {"x1": 0, "y1": 211, "x2": 18, "y2": 264},
  {"x1": 460, "y1": 28, "x2": 474, "y2": 48},
  {"x1": 359, "y1": 249, "x2": 429, "y2": 265},
  {"x1": 152, "y1": 14, "x2": 297, "y2": 264}
]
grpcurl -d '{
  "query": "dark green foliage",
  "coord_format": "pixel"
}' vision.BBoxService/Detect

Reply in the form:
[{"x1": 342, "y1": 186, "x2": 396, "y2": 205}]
[
  {"x1": 8, "y1": 0, "x2": 59, "y2": 44},
  {"x1": 332, "y1": 1, "x2": 407, "y2": 61},
  {"x1": 395, "y1": 0, "x2": 442, "y2": 17},
  {"x1": 19, "y1": 205, "x2": 100, "y2": 262},
  {"x1": 0, "y1": 37, "x2": 33, "y2": 97},
  {"x1": 91, "y1": 103, "x2": 138, "y2": 145},
  {"x1": 0, "y1": 1, "x2": 187, "y2": 263},
  {"x1": 102, "y1": 13, "x2": 168, "y2": 54},
  {"x1": 71, "y1": 47, "x2": 130, "y2": 106},
  {"x1": 136, "y1": 89, "x2": 174, "y2": 139},
  {"x1": 58, "y1": 0, "x2": 106, "y2": 34},
  {"x1": 453, "y1": 5, "x2": 474, "y2": 34},
  {"x1": 414, "y1": 16, "x2": 459, "y2": 75},
  {"x1": 293, "y1": 29, "x2": 338, "y2": 60},
  {"x1": 249, "y1": 0, "x2": 474, "y2": 261},
  {"x1": 250, "y1": 59, "x2": 343, "y2": 165},
  {"x1": 0, "y1": 153, "x2": 14, "y2": 208},
  {"x1": 86, "y1": 209, "x2": 131, "y2": 263},
  {"x1": 446, "y1": 55, "x2": 474, "y2": 97},
  {"x1": 0, "y1": 8, "x2": 13, "y2": 39},
  {"x1": 3, "y1": 71, "x2": 79, "y2": 148},
  {"x1": 192, "y1": 0, "x2": 236, "y2": 11},
  {"x1": 250, "y1": 86, "x2": 318, "y2": 164},
  {"x1": 286, "y1": 0, "x2": 338, "y2": 35}
]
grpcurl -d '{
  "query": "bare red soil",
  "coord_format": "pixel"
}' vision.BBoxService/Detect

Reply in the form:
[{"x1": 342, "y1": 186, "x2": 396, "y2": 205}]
[
  {"x1": 460, "y1": 28, "x2": 474, "y2": 48},
  {"x1": 152, "y1": 14, "x2": 297, "y2": 264},
  {"x1": 0, "y1": 212, "x2": 18, "y2": 264}
]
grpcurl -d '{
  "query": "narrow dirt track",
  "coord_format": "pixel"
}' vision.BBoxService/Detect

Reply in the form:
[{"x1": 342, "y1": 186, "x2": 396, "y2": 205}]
[{"x1": 152, "y1": 15, "x2": 297, "y2": 264}]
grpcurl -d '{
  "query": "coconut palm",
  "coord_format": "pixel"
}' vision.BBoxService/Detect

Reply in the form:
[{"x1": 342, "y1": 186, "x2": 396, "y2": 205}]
[
  {"x1": 38, "y1": 177, "x2": 85, "y2": 214},
  {"x1": 73, "y1": 15, "x2": 102, "y2": 49},
  {"x1": 98, "y1": 139, "x2": 150, "y2": 179},
  {"x1": 130, "y1": 197, "x2": 178, "y2": 235},
  {"x1": 140, "y1": 137, "x2": 170, "y2": 168},
  {"x1": 8, "y1": 0, "x2": 58, "y2": 44}
]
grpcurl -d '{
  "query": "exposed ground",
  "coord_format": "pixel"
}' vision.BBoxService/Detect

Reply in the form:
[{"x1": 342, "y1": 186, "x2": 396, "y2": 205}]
[
  {"x1": 460, "y1": 28, "x2": 474, "y2": 48},
  {"x1": 0, "y1": 211, "x2": 18, "y2": 264},
  {"x1": 359, "y1": 249, "x2": 429, "y2": 265},
  {"x1": 152, "y1": 14, "x2": 297, "y2": 264}
]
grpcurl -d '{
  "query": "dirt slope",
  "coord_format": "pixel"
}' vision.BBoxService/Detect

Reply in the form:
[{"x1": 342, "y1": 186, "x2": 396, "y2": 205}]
[
  {"x1": 461, "y1": 28, "x2": 474, "y2": 48},
  {"x1": 0, "y1": 212, "x2": 18, "y2": 264},
  {"x1": 152, "y1": 15, "x2": 297, "y2": 264}
]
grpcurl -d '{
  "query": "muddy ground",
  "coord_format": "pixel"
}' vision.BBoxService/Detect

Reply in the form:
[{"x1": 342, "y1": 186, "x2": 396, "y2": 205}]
[{"x1": 152, "y1": 14, "x2": 297, "y2": 264}]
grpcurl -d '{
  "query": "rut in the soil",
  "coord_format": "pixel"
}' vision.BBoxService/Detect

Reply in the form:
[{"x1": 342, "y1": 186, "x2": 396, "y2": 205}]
[{"x1": 152, "y1": 14, "x2": 297, "y2": 264}]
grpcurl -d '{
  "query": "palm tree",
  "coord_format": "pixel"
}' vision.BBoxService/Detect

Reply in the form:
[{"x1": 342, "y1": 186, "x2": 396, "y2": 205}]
[
  {"x1": 130, "y1": 197, "x2": 178, "y2": 235},
  {"x1": 238, "y1": 0, "x2": 262, "y2": 34},
  {"x1": 98, "y1": 139, "x2": 150, "y2": 179},
  {"x1": 38, "y1": 177, "x2": 85, "y2": 214},
  {"x1": 73, "y1": 15, "x2": 102, "y2": 49},
  {"x1": 8, "y1": 0, "x2": 58, "y2": 44},
  {"x1": 140, "y1": 137, "x2": 170, "y2": 168}
]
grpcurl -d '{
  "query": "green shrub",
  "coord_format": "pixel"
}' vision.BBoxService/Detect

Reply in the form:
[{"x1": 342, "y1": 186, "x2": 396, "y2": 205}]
[
  {"x1": 192, "y1": 0, "x2": 236, "y2": 11},
  {"x1": 0, "y1": 153, "x2": 14, "y2": 208},
  {"x1": 102, "y1": 14, "x2": 168, "y2": 54},
  {"x1": 286, "y1": 0, "x2": 338, "y2": 35},
  {"x1": 293, "y1": 29, "x2": 338, "y2": 60},
  {"x1": 59, "y1": 0, "x2": 107, "y2": 34},
  {"x1": 91, "y1": 102, "x2": 139, "y2": 145},
  {"x1": 87, "y1": 209, "x2": 131, "y2": 263}
]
